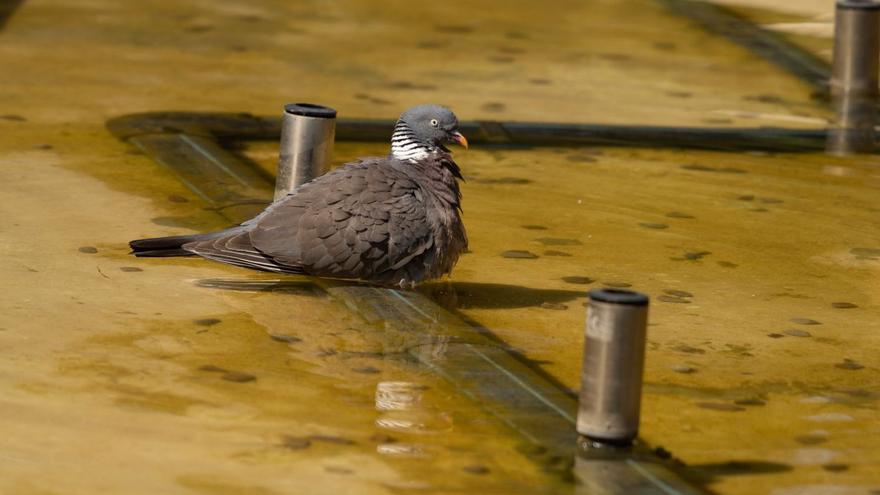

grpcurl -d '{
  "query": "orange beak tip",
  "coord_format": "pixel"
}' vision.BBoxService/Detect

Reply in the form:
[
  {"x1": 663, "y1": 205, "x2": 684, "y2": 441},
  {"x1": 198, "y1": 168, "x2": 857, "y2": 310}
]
[{"x1": 453, "y1": 132, "x2": 469, "y2": 149}]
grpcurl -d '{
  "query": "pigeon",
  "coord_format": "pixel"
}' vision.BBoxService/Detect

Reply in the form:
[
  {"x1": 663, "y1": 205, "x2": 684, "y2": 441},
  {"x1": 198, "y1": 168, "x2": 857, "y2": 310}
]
[{"x1": 129, "y1": 104, "x2": 469, "y2": 288}]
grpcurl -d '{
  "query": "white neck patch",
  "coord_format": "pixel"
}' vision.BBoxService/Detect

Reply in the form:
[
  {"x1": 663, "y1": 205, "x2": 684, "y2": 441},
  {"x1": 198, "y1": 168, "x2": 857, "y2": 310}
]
[{"x1": 390, "y1": 120, "x2": 433, "y2": 162}]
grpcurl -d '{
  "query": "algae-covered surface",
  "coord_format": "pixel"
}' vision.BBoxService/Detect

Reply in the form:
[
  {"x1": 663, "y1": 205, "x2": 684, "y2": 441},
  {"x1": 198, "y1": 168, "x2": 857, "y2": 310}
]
[{"x1": 1, "y1": 0, "x2": 878, "y2": 494}]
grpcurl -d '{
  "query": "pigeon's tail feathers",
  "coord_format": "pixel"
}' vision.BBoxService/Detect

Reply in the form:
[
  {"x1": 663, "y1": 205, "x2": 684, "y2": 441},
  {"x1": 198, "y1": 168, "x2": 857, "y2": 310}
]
[
  {"x1": 185, "y1": 229, "x2": 306, "y2": 274},
  {"x1": 129, "y1": 228, "x2": 246, "y2": 257}
]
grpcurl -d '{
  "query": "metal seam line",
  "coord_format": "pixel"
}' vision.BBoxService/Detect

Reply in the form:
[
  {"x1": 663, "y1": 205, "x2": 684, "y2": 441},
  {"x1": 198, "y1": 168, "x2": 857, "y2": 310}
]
[
  {"x1": 626, "y1": 459, "x2": 687, "y2": 495},
  {"x1": 389, "y1": 289, "x2": 437, "y2": 322},
  {"x1": 132, "y1": 139, "x2": 214, "y2": 204},
  {"x1": 466, "y1": 343, "x2": 578, "y2": 424},
  {"x1": 179, "y1": 134, "x2": 252, "y2": 187},
  {"x1": 416, "y1": 357, "x2": 543, "y2": 445},
  {"x1": 390, "y1": 289, "x2": 578, "y2": 424}
]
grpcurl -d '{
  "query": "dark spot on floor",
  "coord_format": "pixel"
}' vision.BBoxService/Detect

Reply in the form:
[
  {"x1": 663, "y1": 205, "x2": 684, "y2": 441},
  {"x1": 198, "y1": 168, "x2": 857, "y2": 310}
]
[
  {"x1": 744, "y1": 94, "x2": 785, "y2": 104},
  {"x1": 598, "y1": 53, "x2": 632, "y2": 62},
  {"x1": 236, "y1": 14, "x2": 266, "y2": 23},
  {"x1": 562, "y1": 276, "x2": 594, "y2": 285},
  {"x1": 831, "y1": 302, "x2": 858, "y2": 309},
  {"x1": 480, "y1": 102, "x2": 506, "y2": 112},
  {"x1": 309, "y1": 434, "x2": 356, "y2": 445},
  {"x1": 167, "y1": 194, "x2": 189, "y2": 203},
  {"x1": 666, "y1": 91, "x2": 692, "y2": 98},
  {"x1": 738, "y1": 195, "x2": 755, "y2": 201},
  {"x1": 822, "y1": 463, "x2": 849, "y2": 472},
  {"x1": 352, "y1": 366, "x2": 381, "y2": 374},
  {"x1": 354, "y1": 93, "x2": 392, "y2": 105},
  {"x1": 696, "y1": 402, "x2": 745, "y2": 412},
  {"x1": 370, "y1": 433, "x2": 396, "y2": 443},
  {"x1": 462, "y1": 465, "x2": 491, "y2": 475},
  {"x1": 640, "y1": 222, "x2": 669, "y2": 230},
  {"x1": 1, "y1": 114, "x2": 26, "y2": 122},
  {"x1": 850, "y1": 247, "x2": 880, "y2": 259},
  {"x1": 653, "y1": 41, "x2": 677, "y2": 51},
  {"x1": 734, "y1": 398, "x2": 766, "y2": 406},
  {"x1": 281, "y1": 435, "x2": 311, "y2": 450},
  {"x1": 672, "y1": 251, "x2": 711, "y2": 262},
  {"x1": 673, "y1": 345, "x2": 705, "y2": 354},
  {"x1": 540, "y1": 302, "x2": 568, "y2": 310},
  {"x1": 325, "y1": 466, "x2": 353, "y2": 475},
  {"x1": 502, "y1": 250, "x2": 539, "y2": 259},
  {"x1": 767, "y1": 333, "x2": 785, "y2": 338},
  {"x1": 34, "y1": 144, "x2": 53, "y2": 150},
  {"x1": 521, "y1": 225, "x2": 547, "y2": 230},
  {"x1": 195, "y1": 318, "x2": 222, "y2": 326},
  {"x1": 794, "y1": 433, "x2": 827, "y2": 445},
  {"x1": 270, "y1": 334, "x2": 302, "y2": 344},
  {"x1": 317, "y1": 347, "x2": 338, "y2": 357},
  {"x1": 717, "y1": 261, "x2": 738, "y2": 268},
  {"x1": 78, "y1": 246, "x2": 98, "y2": 254},
  {"x1": 603, "y1": 281, "x2": 632, "y2": 288},
  {"x1": 790, "y1": 318, "x2": 820, "y2": 325},
  {"x1": 658, "y1": 295, "x2": 690, "y2": 304},
  {"x1": 682, "y1": 164, "x2": 746, "y2": 174},
  {"x1": 384, "y1": 80, "x2": 437, "y2": 91},
  {"x1": 685, "y1": 251, "x2": 711, "y2": 260},
  {"x1": 835, "y1": 359, "x2": 864, "y2": 370},
  {"x1": 534, "y1": 237, "x2": 581, "y2": 246},
  {"x1": 222, "y1": 371, "x2": 256, "y2": 382},
  {"x1": 474, "y1": 176, "x2": 530, "y2": 184},
  {"x1": 672, "y1": 364, "x2": 696, "y2": 374},
  {"x1": 666, "y1": 211, "x2": 694, "y2": 219},
  {"x1": 529, "y1": 78, "x2": 552, "y2": 85},
  {"x1": 544, "y1": 250, "x2": 572, "y2": 257},
  {"x1": 783, "y1": 329, "x2": 811, "y2": 337},
  {"x1": 664, "y1": 289, "x2": 693, "y2": 298},
  {"x1": 119, "y1": 266, "x2": 143, "y2": 272},
  {"x1": 198, "y1": 364, "x2": 227, "y2": 373}
]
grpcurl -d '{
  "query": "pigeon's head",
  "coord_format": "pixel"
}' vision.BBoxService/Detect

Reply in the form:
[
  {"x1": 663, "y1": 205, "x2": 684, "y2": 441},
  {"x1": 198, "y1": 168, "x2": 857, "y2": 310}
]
[{"x1": 392, "y1": 105, "x2": 468, "y2": 160}]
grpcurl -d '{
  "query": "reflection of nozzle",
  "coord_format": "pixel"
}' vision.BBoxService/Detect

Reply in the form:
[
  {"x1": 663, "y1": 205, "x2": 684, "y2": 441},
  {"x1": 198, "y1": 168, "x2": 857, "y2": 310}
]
[
  {"x1": 828, "y1": 1, "x2": 880, "y2": 154},
  {"x1": 275, "y1": 103, "x2": 337, "y2": 200},
  {"x1": 375, "y1": 381, "x2": 426, "y2": 411},
  {"x1": 577, "y1": 289, "x2": 649, "y2": 445}
]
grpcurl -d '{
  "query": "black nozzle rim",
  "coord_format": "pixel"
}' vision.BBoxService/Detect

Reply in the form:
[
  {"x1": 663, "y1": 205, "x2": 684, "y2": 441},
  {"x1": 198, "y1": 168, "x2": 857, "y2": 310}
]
[
  {"x1": 588, "y1": 288, "x2": 649, "y2": 306},
  {"x1": 837, "y1": 0, "x2": 880, "y2": 10},
  {"x1": 284, "y1": 103, "x2": 337, "y2": 118}
]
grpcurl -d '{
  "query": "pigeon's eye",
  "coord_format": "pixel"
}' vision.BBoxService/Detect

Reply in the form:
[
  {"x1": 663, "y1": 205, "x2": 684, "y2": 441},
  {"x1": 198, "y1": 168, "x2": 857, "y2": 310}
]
[{"x1": 430, "y1": 119, "x2": 439, "y2": 127}]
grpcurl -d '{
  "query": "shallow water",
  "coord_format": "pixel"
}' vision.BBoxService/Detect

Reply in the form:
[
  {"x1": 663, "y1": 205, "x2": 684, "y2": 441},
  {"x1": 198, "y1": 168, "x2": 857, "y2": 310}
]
[{"x1": 1, "y1": 0, "x2": 879, "y2": 494}]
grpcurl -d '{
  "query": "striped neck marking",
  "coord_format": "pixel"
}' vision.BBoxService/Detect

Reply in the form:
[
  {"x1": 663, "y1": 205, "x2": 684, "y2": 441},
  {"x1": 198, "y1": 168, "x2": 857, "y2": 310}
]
[{"x1": 391, "y1": 120, "x2": 434, "y2": 162}]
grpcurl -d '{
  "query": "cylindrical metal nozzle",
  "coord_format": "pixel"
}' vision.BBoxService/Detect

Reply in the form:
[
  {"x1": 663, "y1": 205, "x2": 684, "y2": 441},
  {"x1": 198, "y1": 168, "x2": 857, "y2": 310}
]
[
  {"x1": 828, "y1": 0, "x2": 880, "y2": 155},
  {"x1": 275, "y1": 103, "x2": 337, "y2": 200},
  {"x1": 577, "y1": 289, "x2": 649, "y2": 445}
]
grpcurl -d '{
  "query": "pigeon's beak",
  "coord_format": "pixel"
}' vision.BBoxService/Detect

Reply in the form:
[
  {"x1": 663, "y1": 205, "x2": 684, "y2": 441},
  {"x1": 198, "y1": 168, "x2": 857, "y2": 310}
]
[{"x1": 449, "y1": 131, "x2": 468, "y2": 149}]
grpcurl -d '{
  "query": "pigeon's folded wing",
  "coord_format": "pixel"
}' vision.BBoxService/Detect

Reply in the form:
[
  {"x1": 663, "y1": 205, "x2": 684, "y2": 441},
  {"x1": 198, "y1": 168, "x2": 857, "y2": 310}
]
[{"x1": 247, "y1": 159, "x2": 435, "y2": 282}]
